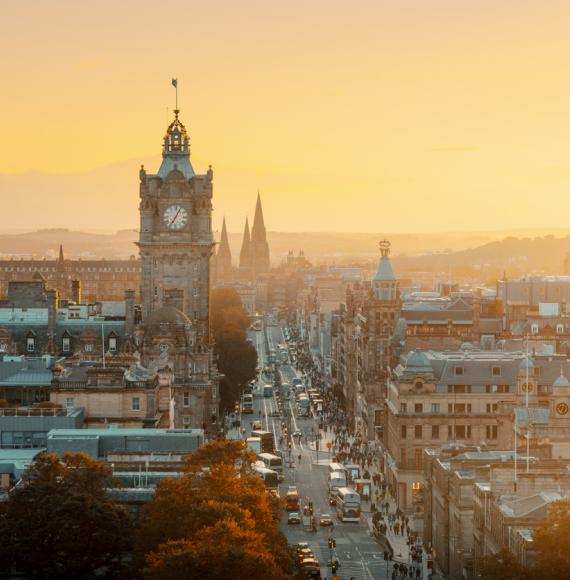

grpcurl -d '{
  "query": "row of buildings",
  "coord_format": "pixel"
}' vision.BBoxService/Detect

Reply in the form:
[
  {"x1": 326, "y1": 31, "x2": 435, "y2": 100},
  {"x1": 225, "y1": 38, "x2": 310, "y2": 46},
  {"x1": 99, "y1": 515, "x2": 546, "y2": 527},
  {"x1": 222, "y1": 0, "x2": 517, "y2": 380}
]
[{"x1": 298, "y1": 241, "x2": 570, "y2": 577}]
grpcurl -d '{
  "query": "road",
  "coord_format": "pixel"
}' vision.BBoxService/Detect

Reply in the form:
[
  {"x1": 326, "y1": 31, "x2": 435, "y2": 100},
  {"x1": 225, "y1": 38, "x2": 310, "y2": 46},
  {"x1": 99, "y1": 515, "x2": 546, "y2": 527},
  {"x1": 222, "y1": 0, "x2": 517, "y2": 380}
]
[{"x1": 244, "y1": 322, "x2": 391, "y2": 580}]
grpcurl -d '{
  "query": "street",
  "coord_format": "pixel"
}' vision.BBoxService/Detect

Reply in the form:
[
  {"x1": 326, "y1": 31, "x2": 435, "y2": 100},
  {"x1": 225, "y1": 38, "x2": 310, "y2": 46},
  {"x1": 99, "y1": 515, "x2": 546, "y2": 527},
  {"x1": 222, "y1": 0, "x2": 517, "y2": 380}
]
[{"x1": 244, "y1": 323, "x2": 393, "y2": 580}]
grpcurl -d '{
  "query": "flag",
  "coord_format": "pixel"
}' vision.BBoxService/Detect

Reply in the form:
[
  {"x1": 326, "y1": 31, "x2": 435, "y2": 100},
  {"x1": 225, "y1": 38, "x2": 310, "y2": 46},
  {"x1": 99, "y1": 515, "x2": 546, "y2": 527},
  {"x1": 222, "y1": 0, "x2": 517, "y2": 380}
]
[{"x1": 172, "y1": 78, "x2": 177, "y2": 88}]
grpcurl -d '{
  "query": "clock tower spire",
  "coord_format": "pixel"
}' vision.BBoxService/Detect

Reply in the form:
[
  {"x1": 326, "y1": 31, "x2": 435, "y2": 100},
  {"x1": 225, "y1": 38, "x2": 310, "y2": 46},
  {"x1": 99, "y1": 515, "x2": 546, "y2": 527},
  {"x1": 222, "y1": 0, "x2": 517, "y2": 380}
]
[{"x1": 137, "y1": 105, "x2": 214, "y2": 341}]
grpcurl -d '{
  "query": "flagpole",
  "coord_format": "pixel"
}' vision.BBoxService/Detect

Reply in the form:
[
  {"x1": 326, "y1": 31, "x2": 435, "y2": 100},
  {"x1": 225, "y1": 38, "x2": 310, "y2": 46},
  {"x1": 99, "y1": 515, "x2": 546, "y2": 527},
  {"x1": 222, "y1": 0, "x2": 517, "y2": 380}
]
[{"x1": 176, "y1": 78, "x2": 178, "y2": 110}]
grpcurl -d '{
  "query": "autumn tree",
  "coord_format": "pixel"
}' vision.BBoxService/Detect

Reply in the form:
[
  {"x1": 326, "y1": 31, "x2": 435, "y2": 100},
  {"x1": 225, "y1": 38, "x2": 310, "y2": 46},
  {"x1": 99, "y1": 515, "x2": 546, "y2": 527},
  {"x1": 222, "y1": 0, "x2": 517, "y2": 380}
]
[
  {"x1": 0, "y1": 452, "x2": 132, "y2": 579},
  {"x1": 480, "y1": 548, "x2": 530, "y2": 580},
  {"x1": 135, "y1": 440, "x2": 294, "y2": 578},
  {"x1": 532, "y1": 499, "x2": 570, "y2": 578}
]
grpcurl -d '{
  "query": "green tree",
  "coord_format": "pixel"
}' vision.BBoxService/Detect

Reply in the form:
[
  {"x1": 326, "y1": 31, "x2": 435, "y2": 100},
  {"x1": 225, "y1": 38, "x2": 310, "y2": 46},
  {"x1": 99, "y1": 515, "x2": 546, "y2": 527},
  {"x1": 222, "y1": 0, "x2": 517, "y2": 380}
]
[
  {"x1": 210, "y1": 287, "x2": 257, "y2": 415},
  {"x1": 0, "y1": 452, "x2": 132, "y2": 579}
]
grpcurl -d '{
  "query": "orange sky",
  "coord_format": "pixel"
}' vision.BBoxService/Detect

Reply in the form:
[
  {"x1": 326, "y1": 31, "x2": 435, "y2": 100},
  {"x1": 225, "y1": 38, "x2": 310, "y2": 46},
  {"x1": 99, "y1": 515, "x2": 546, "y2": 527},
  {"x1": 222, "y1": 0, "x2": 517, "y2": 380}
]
[{"x1": 2, "y1": 0, "x2": 570, "y2": 234}]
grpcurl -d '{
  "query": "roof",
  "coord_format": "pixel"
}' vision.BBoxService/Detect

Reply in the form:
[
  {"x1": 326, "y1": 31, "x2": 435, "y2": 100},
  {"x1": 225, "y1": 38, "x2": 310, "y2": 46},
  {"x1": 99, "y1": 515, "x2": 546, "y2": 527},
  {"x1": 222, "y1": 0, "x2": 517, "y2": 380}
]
[
  {"x1": 0, "y1": 357, "x2": 53, "y2": 386},
  {"x1": 499, "y1": 491, "x2": 566, "y2": 518},
  {"x1": 145, "y1": 306, "x2": 192, "y2": 329},
  {"x1": 404, "y1": 351, "x2": 433, "y2": 372},
  {"x1": 373, "y1": 256, "x2": 396, "y2": 282}
]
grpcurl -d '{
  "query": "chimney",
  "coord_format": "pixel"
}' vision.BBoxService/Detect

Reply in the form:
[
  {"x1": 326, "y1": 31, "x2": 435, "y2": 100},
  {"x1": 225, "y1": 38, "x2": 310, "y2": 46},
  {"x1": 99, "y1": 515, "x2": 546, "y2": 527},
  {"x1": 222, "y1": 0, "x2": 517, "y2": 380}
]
[
  {"x1": 164, "y1": 288, "x2": 185, "y2": 313},
  {"x1": 71, "y1": 280, "x2": 81, "y2": 304},
  {"x1": 125, "y1": 289, "x2": 136, "y2": 336},
  {"x1": 47, "y1": 289, "x2": 59, "y2": 338}
]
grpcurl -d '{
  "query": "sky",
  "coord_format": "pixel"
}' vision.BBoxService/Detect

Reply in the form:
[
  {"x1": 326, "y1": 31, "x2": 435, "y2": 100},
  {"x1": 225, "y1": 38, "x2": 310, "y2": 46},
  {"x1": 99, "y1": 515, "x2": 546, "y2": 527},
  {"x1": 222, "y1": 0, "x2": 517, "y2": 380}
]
[{"x1": 2, "y1": 0, "x2": 570, "y2": 234}]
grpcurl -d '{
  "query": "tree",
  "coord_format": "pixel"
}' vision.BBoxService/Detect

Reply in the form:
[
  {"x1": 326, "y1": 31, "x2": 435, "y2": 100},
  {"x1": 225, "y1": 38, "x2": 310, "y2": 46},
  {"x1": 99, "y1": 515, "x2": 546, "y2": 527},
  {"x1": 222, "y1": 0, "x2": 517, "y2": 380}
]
[
  {"x1": 210, "y1": 287, "x2": 257, "y2": 415},
  {"x1": 532, "y1": 499, "x2": 570, "y2": 578},
  {"x1": 0, "y1": 452, "x2": 132, "y2": 579},
  {"x1": 145, "y1": 520, "x2": 282, "y2": 580},
  {"x1": 480, "y1": 548, "x2": 530, "y2": 580},
  {"x1": 135, "y1": 440, "x2": 294, "y2": 578}
]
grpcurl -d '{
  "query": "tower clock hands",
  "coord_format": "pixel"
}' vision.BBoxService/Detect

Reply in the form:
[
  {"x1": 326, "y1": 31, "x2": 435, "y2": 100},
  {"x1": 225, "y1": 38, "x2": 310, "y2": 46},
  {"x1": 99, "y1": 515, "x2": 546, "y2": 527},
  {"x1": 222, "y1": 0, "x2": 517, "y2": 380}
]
[{"x1": 170, "y1": 207, "x2": 182, "y2": 227}]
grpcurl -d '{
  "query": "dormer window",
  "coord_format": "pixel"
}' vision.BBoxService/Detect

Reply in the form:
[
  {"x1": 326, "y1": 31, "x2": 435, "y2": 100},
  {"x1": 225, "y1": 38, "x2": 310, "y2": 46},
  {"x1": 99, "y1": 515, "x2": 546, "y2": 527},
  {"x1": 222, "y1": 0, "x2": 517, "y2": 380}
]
[
  {"x1": 0, "y1": 342, "x2": 7, "y2": 353},
  {"x1": 109, "y1": 336, "x2": 117, "y2": 353},
  {"x1": 84, "y1": 343, "x2": 93, "y2": 353},
  {"x1": 531, "y1": 323, "x2": 539, "y2": 335},
  {"x1": 557, "y1": 323, "x2": 564, "y2": 334},
  {"x1": 62, "y1": 337, "x2": 70, "y2": 353},
  {"x1": 27, "y1": 337, "x2": 35, "y2": 352}
]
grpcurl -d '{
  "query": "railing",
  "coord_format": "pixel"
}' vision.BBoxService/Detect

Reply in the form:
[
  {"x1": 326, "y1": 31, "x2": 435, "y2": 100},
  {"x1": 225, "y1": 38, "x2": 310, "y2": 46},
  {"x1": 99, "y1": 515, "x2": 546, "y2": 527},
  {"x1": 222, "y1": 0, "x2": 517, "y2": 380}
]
[{"x1": 0, "y1": 407, "x2": 70, "y2": 417}]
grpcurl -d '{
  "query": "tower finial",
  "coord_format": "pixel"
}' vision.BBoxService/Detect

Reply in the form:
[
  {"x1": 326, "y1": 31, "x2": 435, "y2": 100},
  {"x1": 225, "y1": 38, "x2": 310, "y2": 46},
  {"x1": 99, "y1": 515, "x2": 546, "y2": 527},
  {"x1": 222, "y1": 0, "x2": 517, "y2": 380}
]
[
  {"x1": 171, "y1": 78, "x2": 178, "y2": 112},
  {"x1": 379, "y1": 239, "x2": 391, "y2": 258}
]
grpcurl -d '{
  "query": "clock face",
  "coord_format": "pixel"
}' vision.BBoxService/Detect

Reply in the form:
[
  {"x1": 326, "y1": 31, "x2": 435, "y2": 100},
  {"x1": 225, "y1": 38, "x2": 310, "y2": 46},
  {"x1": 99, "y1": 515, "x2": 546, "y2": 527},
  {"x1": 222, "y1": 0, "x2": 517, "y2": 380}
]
[
  {"x1": 557, "y1": 402, "x2": 569, "y2": 416},
  {"x1": 163, "y1": 205, "x2": 188, "y2": 230}
]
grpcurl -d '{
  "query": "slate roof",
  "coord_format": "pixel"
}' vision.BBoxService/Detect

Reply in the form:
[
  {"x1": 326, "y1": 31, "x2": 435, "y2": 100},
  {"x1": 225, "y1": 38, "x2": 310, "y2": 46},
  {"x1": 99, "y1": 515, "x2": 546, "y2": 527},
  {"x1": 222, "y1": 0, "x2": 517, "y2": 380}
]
[
  {"x1": 373, "y1": 256, "x2": 396, "y2": 282},
  {"x1": 0, "y1": 358, "x2": 53, "y2": 386}
]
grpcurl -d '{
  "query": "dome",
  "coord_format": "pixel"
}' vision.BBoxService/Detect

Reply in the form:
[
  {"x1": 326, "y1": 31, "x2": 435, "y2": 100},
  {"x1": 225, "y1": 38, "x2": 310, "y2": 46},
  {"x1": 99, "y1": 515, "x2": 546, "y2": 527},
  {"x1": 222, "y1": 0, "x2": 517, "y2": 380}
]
[
  {"x1": 553, "y1": 372, "x2": 570, "y2": 388},
  {"x1": 460, "y1": 342, "x2": 476, "y2": 351},
  {"x1": 145, "y1": 306, "x2": 192, "y2": 331},
  {"x1": 405, "y1": 350, "x2": 433, "y2": 372}
]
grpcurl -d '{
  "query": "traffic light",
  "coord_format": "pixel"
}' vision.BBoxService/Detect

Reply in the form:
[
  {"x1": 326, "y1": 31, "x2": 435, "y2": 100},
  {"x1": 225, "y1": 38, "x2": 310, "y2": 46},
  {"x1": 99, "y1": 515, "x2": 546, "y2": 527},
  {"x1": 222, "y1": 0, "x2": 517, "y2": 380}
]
[
  {"x1": 332, "y1": 561, "x2": 338, "y2": 573},
  {"x1": 332, "y1": 539, "x2": 336, "y2": 548},
  {"x1": 328, "y1": 538, "x2": 333, "y2": 549}
]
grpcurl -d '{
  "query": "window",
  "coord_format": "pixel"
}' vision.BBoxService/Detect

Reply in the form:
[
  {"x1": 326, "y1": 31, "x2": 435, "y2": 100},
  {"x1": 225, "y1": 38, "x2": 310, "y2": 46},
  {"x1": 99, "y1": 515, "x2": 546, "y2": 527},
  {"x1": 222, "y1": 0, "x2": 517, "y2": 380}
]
[
  {"x1": 455, "y1": 425, "x2": 466, "y2": 439},
  {"x1": 62, "y1": 337, "x2": 70, "y2": 353},
  {"x1": 414, "y1": 425, "x2": 422, "y2": 439},
  {"x1": 557, "y1": 324, "x2": 564, "y2": 334},
  {"x1": 455, "y1": 403, "x2": 466, "y2": 413},
  {"x1": 109, "y1": 337, "x2": 117, "y2": 352},
  {"x1": 193, "y1": 288, "x2": 199, "y2": 297},
  {"x1": 431, "y1": 403, "x2": 440, "y2": 413},
  {"x1": 401, "y1": 425, "x2": 407, "y2": 438},
  {"x1": 415, "y1": 403, "x2": 423, "y2": 413},
  {"x1": 183, "y1": 416, "x2": 191, "y2": 429},
  {"x1": 401, "y1": 448, "x2": 407, "y2": 465},
  {"x1": 414, "y1": 449, "x2": 423, "y2": 470},
  {"x1": 400, "y1": 403, "x2": 407, "y2": 413},
  {"x1": 486, "y1": 425, "x2": 498, "y2": 440},
  {"x1": 65, "y1": 398, "x2": 74, "y2": 410},
  {"x1": 154, "y1": 286, "x2": 159, "y2": 298},
  {"x1": 132, "y1": 397, "x2": 140, "y2": 411},
  {"x1": 454, "y1": 366, "x2": 464, "y2": 376},
  {"x1": 492, "y1": 367, "x2": 501, "y2": 377},
  {"x1": 84, "y1": 343, "x2": 93, "y2": 352},
  {"x1": 183, "y1": 391, "x2": 190, "y2": 407},
  {"x1": 486, "y1": 403, "x2": 498, "y2": 413},
  {"x1": 448, "y1": 425, "x2": 453, "y2": 438},
  {"x1": 0, "y1": 342, "x2": 7, "y2": 353},
  {"x1": 432, "y1": 425, "x2": 440, "y2": 439},
  {"x1": 27, "y1": 337, "x2": 35, "y2": 352},
  {"x1": 531, "y1": 324, "x2": 539, "y2": 335},
  {"x1": 159, "y1": 343, "x2": 169, "y2": 353}
]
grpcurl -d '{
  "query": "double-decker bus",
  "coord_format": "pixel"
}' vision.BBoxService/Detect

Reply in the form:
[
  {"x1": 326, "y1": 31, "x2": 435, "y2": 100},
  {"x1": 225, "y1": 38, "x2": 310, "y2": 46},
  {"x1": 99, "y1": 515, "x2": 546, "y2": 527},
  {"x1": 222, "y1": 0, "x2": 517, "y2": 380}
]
[
  {"x1": 241, "y1": 393, "x2": 254, "y2": 414},
  {"x1": 253, "y1": 465, "x2": 279, "y2": 493},
  {"x1": 257, "y1": 452, "x2": 283, "y2": 474},
  {"x1": 285, "y1": 486, "x2": 300, "y2": 511},
  {"x1": 263, "y1": 383, "x2": 274, "y2": 398},
  {"x1": 336, "y1": 487, "x2": 361, "y2": 522},
  {"x1": 251, "y1": 430, "x2": 275, "y2": 453}
]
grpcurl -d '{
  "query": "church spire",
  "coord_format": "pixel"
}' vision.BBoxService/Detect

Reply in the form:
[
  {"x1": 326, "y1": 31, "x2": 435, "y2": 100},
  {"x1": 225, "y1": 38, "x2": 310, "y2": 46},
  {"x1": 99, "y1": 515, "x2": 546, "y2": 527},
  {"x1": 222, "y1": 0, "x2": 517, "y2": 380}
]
[
  {"x1": 249, "y1": 192, "x2": 270, "y2": 276},
  {"x1": 217, "y1": 218, "x2": 232, "y2": 275},
  {"x1": 239, "y1": 218, "x2": 251, "y2": 269},
  {"x1": 251, "y1": 190, "x2": 267, "y2": 243},
  {"x1": 58, "y1": 244, "x2": 64, "y2": 262}
]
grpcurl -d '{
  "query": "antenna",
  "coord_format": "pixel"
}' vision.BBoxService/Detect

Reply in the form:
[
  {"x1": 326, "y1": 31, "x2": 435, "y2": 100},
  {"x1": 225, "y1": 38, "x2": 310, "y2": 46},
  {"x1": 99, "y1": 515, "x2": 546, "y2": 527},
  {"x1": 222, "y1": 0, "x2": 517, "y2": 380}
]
[{"x1": 525, "y1": 335, "x2": 530, "y2": 474}]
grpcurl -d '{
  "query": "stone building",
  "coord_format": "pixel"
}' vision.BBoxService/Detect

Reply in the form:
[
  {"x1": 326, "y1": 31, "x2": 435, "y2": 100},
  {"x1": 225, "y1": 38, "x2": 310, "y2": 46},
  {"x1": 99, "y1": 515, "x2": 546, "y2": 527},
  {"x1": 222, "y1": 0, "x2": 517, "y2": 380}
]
[{"x1": 0, "y1": 247, "x2": 141, "y2": 303}]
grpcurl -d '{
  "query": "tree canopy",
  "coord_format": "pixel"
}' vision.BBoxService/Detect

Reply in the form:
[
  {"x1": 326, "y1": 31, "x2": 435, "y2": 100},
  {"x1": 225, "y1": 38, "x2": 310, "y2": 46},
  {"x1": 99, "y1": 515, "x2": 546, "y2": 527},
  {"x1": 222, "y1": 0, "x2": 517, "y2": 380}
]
[
  {"x1": 136, "y1": 439, "x2": 294, "y2": 578},
  {"x1": 210, "y1": 287, "x2": 257, "y2": 414},
  {"x1": 0, "y1": 452, "x2": 132, "y2": 579}
]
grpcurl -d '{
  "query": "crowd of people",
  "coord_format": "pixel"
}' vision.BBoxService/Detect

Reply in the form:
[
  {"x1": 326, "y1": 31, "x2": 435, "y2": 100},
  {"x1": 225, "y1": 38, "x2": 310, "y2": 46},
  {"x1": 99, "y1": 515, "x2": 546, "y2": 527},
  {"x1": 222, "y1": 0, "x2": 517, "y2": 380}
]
[{"x1": 291, "y1": 322, "x2": 426, "y2": 580}]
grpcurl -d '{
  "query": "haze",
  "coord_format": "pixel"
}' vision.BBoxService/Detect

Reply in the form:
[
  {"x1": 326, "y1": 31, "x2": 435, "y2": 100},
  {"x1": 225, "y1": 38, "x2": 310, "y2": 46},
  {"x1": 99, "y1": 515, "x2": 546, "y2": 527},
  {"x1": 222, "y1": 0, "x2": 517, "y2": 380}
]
[{"x1": 2, "y1": 0, "x2": 570, "y2": 234}]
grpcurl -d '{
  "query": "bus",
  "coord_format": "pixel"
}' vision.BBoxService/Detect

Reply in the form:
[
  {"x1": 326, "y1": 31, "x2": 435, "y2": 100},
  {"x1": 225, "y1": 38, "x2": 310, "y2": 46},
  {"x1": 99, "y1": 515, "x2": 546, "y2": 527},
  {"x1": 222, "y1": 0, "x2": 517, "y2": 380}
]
[
  {"x1": 328, "y1": 463, "x2": 348, "y2": 477},
  {"x1": 254, "y1": 465, "x2": 279, "y2": 493},
  {"x1": 242, "y1": 393, "x2": 253, "y2": 414},
  {"x1": 344, "y1": 464, "x2": 361, "y2": 483},
  {"x1": 285, "y1": 486, "x2": 300, "y2": 511},
  {"x1": 251, "y1": 430, "x2": 275, "y2": 453},
  {"x1": 263, "y1": 383, "x2": 274, "y2": 398},
  {"x1": 336, "y1": 487, "x2": 361, "y2": 523},
  {"x1": 328, "y1": 471, "x2": 347, "y2": 496},
  {"x1": 258, "y1": 452, "x2": 283, "y2": 474}
]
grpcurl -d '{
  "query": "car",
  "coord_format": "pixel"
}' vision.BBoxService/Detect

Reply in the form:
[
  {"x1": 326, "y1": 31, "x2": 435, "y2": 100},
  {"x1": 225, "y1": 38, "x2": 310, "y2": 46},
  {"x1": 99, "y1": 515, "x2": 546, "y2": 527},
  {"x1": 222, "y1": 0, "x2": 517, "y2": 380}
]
[
  {"x1": 300, "y1": 558, "x2": 320, "y2": 570},
  {"x1": 296, "y1": 542, "x2": 310, "y2": 550},
  {"x1": 252, "y1": 420, "x2": 262, "y2": 430},
  {"x1": 319, "y1": 514, "x2": 333, "y2": 526},
  {"x1": 297, "y1": 548, "x2": 315, "y2": 562},
  {"x1": 287, "y1": 512, "x2": 301, "y2": 525}
]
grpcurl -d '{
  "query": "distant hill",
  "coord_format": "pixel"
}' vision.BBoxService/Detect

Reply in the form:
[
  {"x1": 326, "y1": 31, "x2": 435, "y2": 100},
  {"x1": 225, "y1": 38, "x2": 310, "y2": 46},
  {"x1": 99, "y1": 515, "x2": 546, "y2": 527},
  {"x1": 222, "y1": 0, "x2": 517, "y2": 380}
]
[{"x1": 0, "y1": 229, "x2": 569, "y2": 278}]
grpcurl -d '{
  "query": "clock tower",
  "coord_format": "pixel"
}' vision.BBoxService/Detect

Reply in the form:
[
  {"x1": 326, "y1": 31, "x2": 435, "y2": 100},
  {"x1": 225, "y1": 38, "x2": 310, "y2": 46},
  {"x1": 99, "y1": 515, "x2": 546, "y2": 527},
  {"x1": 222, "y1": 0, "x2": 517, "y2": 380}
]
[{"x1": 137, "y1": 108, "x2": 214, "y2": 339}]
